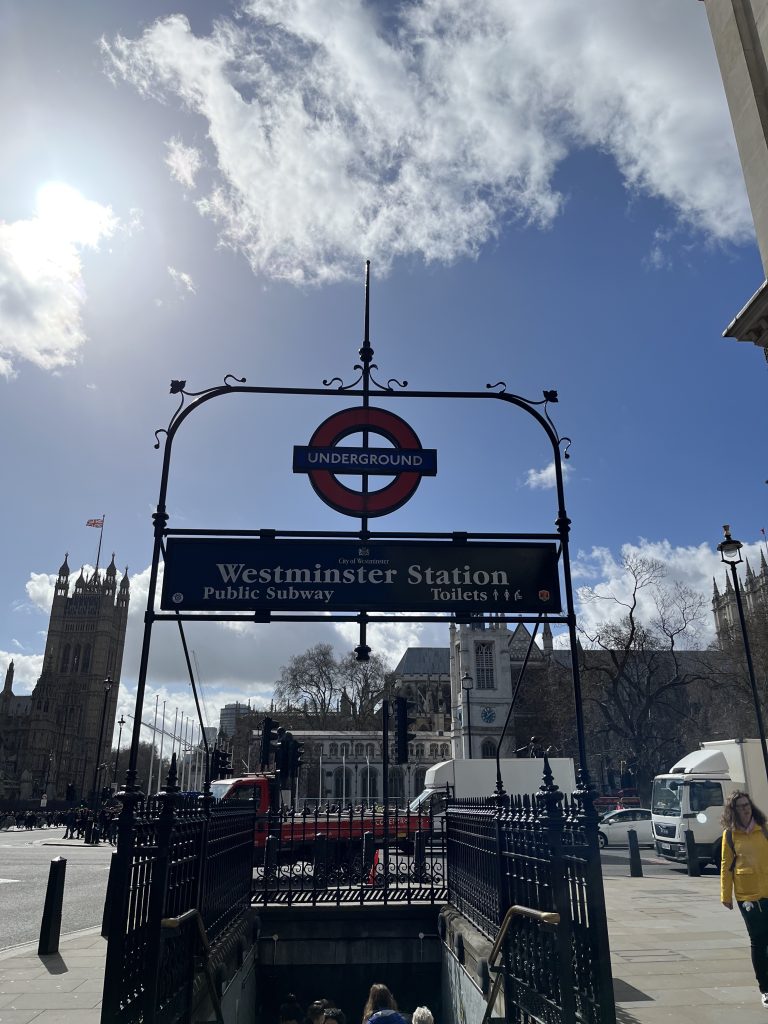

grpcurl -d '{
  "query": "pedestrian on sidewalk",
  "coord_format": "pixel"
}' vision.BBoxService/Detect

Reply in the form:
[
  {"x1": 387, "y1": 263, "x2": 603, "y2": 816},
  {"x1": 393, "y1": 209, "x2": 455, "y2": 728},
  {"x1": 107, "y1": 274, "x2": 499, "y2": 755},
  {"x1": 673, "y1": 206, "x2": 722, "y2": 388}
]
[{"x1": 721, "y1": 790, "x2": 768, "y2": 1006}]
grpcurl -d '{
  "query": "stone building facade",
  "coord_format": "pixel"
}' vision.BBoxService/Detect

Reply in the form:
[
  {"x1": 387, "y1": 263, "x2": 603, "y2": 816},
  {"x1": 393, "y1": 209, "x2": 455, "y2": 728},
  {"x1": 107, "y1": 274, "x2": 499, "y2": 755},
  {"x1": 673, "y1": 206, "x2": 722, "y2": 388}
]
[
  {"x1": 712, "y1": 550, "x2": 768, "y2": 644},
  {"x1": 0, "y1": 554, "x2": 130, "y2": 802},
  {"x1": 700, "y1": 0, "x2": 768, "y2": 356}
]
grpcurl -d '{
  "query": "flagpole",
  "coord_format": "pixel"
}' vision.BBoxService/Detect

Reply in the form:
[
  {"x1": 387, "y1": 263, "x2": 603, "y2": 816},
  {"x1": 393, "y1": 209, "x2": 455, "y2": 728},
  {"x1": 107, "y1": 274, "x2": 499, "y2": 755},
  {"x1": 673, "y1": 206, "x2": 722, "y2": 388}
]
[
  {"x1": 147, "y1": 695, "x2": 159, "y2": 797},
  {"x1": 95, "y1": 515, "x2": 105, "y2": 573}
]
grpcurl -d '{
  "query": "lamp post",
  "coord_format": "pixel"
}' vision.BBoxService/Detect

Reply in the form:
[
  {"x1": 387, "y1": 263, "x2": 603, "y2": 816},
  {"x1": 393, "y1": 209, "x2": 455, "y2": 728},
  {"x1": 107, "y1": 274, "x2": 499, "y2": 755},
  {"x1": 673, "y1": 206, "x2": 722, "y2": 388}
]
[
  {"x1": 718, "y1": 524, "x2": 768, "y2": 786},
  {"x1": 113, "y1": 715, "x2": 125, "y2": 786},
  {"x1": 91, "y1": 677, "x2": 113, "y2": 808},
  {"x1": 462, "y1": 671, "x2": 474, "y2": 759}
]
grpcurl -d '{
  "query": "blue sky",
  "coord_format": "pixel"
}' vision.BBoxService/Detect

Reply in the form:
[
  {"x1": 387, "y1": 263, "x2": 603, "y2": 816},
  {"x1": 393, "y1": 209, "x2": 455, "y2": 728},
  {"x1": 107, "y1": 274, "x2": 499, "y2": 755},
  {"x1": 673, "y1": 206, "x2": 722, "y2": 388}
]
[{"x1": 0, "y1": 0, "x2": 766, "y2": 742}]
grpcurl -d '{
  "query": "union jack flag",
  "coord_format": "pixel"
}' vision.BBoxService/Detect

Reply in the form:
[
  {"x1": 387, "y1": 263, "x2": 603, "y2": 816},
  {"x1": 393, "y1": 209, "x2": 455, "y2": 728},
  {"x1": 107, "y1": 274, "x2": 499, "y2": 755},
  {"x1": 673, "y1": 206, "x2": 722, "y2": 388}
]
[{"x1": 86, "y1": 518, "x2": 104, "y2": 528}]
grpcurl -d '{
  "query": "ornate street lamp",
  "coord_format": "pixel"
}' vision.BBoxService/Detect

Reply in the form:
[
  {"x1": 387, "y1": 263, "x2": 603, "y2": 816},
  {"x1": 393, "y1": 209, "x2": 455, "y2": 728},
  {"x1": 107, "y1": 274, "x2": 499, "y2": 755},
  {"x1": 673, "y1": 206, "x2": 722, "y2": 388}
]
[
  {"x1": 91, "y1": 676, "x2": 113, "y2": 808},
  {"x1": 113, "y1": 715, "x2": 125, "y2": 784},
  {"x1": 718, "y1": 524, "x2": 768, "y2": 785},
  {"x1": 462, "y1": 671, "x2": 474, "y2": 760}
]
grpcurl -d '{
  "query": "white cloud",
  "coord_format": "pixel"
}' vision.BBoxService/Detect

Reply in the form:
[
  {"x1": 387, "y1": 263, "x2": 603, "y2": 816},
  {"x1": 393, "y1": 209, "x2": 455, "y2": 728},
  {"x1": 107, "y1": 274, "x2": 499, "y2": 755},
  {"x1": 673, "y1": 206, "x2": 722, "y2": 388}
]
[
  {"x1": 570, "y1": 538, "x2": 767, "y2": 645},
  {"x1": 0, "y1": 651, "x2": 45, "y2": 692},
  {"x1": 0, "y1": 184, "x2": 118, "y2": 376},
  {"x1": 167, "y1": 265, "x2": 196, "y2": 295},
  {"x1": 101, "y1": 1, "x2": 750, "y2": 284},
  {"x1": 165, "y1": 137, "x2": 203, "y2": 189},
  {"x1": 524, "y1": 460, "x2": 571, "y2": 490}
]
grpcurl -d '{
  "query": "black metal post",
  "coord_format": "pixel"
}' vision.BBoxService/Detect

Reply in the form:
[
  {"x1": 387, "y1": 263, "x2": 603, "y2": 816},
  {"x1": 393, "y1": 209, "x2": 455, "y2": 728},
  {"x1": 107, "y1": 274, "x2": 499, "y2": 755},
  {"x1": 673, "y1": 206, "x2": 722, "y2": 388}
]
[
  {"x1": 382, "y1": 698, "x2": 389, "y2": 892},
  {"x1": 113, "y1": 715, "x2": 125, "y2": 786},
  {"x1": 38, "y1": 857, "x2": 67, "y2": 955},
  {"x1": 727, "y1": 559, "x2": 768, "y2": 786},
  {"x1": 91, "y1": 678, "x2": 112, "y2": 808},
  {"x1": 462, "y1": 672, "x2": 473, "y2": 759},
  {"x1": 685, "y1": 828, "x2": 700, "y2": 877},
  {"x1": 628, "y1": 829, "x2": 643, "y2": 877}
]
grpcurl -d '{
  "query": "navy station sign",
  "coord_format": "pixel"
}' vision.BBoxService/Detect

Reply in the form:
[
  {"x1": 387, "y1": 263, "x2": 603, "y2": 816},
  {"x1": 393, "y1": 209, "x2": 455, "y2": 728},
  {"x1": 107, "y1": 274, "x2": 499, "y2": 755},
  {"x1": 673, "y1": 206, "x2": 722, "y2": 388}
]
[{"x1": 161, "y1": 537, "x2": 561, "y2": 614}]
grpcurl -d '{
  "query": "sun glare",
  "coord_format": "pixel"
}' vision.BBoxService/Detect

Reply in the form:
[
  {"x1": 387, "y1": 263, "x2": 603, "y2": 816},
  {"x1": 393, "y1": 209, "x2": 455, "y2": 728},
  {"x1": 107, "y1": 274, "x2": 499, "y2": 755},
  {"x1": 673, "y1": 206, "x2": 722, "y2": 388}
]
[{"x1": 35, "y1": 182, "x2": 116, "y2": 247}]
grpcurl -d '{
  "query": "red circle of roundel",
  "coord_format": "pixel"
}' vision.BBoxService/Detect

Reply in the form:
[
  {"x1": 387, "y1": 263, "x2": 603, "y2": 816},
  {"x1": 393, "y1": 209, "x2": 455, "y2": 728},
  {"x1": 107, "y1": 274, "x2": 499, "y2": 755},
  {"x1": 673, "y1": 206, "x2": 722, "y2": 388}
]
[{"x1": 307, "y1": 406, "x2": 424, "y2": 517}]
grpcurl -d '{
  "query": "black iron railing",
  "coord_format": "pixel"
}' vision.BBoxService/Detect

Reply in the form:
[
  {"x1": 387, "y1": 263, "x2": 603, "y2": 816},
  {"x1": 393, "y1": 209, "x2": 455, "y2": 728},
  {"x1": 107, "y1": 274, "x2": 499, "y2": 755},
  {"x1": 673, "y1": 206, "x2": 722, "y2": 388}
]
[
  {"x1": 445, "y1": 762, "x2": 616, "y2": 1024},
  {"x1": 100, "y1": 758, "x2": 255, "y2": 1024},
  {"x1": 252, "y1": 803, "x2": 446, "y2": 906}
]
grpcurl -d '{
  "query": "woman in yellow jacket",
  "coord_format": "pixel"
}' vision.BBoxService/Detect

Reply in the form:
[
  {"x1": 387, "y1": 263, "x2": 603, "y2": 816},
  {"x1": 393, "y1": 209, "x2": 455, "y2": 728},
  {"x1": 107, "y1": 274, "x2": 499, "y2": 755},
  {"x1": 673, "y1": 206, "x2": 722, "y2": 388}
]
[{"x1": 721, "y1": 790, "x2": 768, "y2": 1006}]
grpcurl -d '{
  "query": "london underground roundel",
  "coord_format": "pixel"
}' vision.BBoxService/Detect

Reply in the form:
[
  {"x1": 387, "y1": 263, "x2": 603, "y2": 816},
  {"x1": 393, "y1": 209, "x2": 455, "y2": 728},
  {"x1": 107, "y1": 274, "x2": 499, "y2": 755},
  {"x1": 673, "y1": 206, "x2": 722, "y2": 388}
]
[{"x1": 292, "y1": 406, "x2": 437, "y2": 517}]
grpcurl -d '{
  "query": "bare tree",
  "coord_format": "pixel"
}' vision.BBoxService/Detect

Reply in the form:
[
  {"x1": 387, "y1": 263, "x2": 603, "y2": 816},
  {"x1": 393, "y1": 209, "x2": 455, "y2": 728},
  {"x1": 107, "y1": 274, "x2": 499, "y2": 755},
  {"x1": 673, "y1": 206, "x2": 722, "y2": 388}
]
[
  {"x1": 577, "y1": 555, "x2": 716, "y2": 797},
  {"x1": 337, "y1": 652, "x2": 391, "y2": 728},
  {"x1": 274, "y1": 643, "x2": 340, "y2": 727}
]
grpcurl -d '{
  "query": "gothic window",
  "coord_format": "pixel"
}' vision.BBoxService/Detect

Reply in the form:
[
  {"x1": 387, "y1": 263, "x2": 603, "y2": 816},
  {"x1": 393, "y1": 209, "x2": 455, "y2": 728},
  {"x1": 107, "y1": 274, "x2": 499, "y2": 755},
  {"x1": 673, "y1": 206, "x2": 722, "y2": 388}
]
[
  {"x1": 43, "y1": 701, "x2": 49, "y2": 713},
  {"x1": 60, "y1": 644, "x2": 71, "y2": 673},
  {"x1": 388, "y1": 767, "x2": 404, "y2": 801},
  {"x1": 329, "y1": 743, "x2": 338, "y2": 757},
  {"x1": 81, "y1": 645, "x2": 91, "y2": 673},
  {"x1": 365, "y1": 744, "x2": 375, "y2": 757},
  {"x1": 475, "y1": 643, "x2": 495, "y2": 689},
  {"x1": 481, "y1": 739, "x2": 497, "y2": 759},
  {"x1": 429, "y1": 744, "x2": 438, "y2": 758},
  {"x1": 340, "y1": 743, "x2": 350, "y2": 757},
  {"x1": 415, "y1": 744, "x2": 425, "y2": 759},
  {"x1": 441, "y1": 744, "x2": 450, "y2": 758},
  {"x1": 72, "y1": 645, "x2": 81, "y2": 673},
  {"x1": 333, "y1": 766, "x2": 352, "y2": 801},
  {"x1": 106, "y1": 646, "x2": 115, "y2": 674}
]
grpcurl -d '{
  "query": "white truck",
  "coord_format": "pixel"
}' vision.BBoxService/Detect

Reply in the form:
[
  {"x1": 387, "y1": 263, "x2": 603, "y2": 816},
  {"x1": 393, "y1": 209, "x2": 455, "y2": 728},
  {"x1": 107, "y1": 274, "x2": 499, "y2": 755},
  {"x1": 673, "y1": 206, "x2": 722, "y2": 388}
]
[
  {"x1": 651, "y1": 739, "x2": 768, "y2": 868},
  {"x1": 408, "y1": 756, "x2": 577, "y2": 816}
]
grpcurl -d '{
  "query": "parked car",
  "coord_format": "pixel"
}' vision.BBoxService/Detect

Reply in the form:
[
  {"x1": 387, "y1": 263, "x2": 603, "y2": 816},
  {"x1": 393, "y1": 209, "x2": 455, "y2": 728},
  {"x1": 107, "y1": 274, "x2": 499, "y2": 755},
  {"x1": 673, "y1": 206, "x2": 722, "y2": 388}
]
[{"x1": 598, "y1": 808, "x2": 653, "y2": 849}]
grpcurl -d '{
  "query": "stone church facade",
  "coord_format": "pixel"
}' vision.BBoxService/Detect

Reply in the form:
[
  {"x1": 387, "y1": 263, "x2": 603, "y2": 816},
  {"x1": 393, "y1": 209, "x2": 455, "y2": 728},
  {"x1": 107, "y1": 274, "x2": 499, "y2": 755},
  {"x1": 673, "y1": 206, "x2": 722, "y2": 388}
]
[
  {"x1": 0, "y1": 554, "x2": 130, "y2": 802},
  {"x1": 712, "y1": 550, "x2": 768, "y2": 644}
]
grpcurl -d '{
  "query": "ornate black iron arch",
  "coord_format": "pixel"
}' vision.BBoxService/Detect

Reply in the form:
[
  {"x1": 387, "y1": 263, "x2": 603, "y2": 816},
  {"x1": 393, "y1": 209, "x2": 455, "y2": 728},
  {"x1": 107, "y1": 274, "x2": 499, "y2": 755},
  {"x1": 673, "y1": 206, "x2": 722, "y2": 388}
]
[{"x1": 124, "y1": 262, "x2": 589, "y2": 802}]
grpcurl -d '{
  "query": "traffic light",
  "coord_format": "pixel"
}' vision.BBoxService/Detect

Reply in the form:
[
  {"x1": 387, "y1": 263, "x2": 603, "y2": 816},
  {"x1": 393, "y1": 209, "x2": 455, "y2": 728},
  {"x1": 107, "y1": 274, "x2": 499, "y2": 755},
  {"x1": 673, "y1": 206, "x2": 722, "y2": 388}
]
[
  {"x1": 289, "y1": 739, "x2": 304, "y2": 778},
  {"x1": 277, "y1": 731, "x2": 293, "y2": 777},
  {"x1": 211, "y1": 748, "x2": 226, "y2": 780},
  {"x1": 259, "y1": 717, "x2": 280, "y2": 769},
  {"x1": 394, "y1": 696, "x2": 416, "y2": 764},
  {"x1": 220, "y1": 749, "x2": 233, "y2": 777}
]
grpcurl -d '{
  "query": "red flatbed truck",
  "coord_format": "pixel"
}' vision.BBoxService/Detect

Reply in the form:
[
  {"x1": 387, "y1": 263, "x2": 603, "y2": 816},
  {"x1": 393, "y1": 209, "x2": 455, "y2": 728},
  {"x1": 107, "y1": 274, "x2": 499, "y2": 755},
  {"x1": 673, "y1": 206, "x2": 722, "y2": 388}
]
[{"x1": 209, "y1": 773, "x2": 433, "y2": 865}]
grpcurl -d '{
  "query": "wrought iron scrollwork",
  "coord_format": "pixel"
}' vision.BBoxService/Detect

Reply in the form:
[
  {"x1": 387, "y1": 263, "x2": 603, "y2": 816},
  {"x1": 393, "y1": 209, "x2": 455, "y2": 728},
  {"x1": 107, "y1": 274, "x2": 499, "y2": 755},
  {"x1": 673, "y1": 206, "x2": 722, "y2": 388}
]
[
  {"x1": 154, "y1": 375, "x2": 248, "y2": 448},
  {"x1": 323, "y1": 363, "x2": 408, "y2": 393},
  {"x1": 485, "y1": 384, "x2": 572, "y2": 459}
]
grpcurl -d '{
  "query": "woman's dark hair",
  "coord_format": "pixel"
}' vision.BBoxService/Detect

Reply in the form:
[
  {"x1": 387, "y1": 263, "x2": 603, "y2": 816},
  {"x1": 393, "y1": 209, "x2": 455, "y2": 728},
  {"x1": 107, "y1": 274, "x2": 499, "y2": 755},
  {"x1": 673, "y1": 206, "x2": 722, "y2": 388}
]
[
  {"x1": 721, "y1": 790, "x2": 768, "y2": 829},
  {"x1": 362, "y1": 984, "x2": 397, "y2": 1024},
  {"x1": 324, "y1": 1010, "x2": 347, "y2": 1024}
]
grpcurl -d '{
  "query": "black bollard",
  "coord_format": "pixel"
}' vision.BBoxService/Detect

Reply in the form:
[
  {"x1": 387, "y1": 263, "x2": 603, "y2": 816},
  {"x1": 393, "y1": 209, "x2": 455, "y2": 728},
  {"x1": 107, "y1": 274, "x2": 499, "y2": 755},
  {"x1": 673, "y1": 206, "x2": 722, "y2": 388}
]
[
  {"x1": 38, "y1": 857, "x2": 67, "y2": 955},
  {"x1": 685, "y1": 828, "x2": 700, "y2": 877},
  {"x1": 627, "y1": 829, "x2": 643, "y2": 877}
]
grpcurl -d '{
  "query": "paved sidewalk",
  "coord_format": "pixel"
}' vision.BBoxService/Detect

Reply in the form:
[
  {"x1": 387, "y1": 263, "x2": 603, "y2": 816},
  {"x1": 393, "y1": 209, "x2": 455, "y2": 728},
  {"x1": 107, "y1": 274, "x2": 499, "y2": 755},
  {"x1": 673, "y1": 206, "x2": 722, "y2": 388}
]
[
  {"x1": 0, "y1": 871, "x2": 762, "y2": 1022},
  {"x1": 0, "y1": 928, "x2": 105, "y2": 1023},
  {"x1": 605, "y1": 873, "x2": 765, "y2": 1023}
]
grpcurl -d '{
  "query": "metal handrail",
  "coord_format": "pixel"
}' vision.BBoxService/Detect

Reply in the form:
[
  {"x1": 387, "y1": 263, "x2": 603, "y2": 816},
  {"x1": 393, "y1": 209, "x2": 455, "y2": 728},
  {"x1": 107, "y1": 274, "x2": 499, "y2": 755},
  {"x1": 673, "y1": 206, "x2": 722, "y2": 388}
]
[
  {"x1": 161, "y1": 909, "x2": 224, "y2": 1024},
  {"x1": 481, "y1": 905, "x2": 560, "y2": 1024}
]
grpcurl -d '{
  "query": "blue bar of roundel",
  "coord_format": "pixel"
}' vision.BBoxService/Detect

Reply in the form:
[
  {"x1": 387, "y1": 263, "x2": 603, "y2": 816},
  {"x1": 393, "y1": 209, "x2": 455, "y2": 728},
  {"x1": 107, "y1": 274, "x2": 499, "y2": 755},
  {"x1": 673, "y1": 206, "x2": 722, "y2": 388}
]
[{"x1": 293, "y1": 446, "x2": 437, "y2": 476}]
